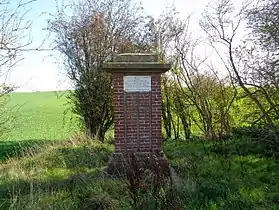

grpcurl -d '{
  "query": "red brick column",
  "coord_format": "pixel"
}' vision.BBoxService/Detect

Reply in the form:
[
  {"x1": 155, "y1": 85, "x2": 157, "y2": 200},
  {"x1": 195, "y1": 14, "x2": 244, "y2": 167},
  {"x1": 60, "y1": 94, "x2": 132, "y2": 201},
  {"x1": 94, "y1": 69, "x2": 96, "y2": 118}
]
[
  {"x1": 103, "y1": 53, "x2": 171, "y2": 175},
  {"x1": 113, "y1": 73, "x2": 125, "y2": 153},
  {"x1": 113, "y1": 73, "x2": 163, "y2": 153},
  {"x1": 151, "y1": 73, "x2": 163, "y2": 152}
]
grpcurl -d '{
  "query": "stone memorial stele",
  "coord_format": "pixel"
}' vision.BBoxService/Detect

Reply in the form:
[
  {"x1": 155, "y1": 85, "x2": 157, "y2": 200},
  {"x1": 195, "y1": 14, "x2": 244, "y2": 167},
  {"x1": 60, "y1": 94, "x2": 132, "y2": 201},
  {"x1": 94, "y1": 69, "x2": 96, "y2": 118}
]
[{"x1": 103, "y1": 53, "x2": 171, "y2": 175}]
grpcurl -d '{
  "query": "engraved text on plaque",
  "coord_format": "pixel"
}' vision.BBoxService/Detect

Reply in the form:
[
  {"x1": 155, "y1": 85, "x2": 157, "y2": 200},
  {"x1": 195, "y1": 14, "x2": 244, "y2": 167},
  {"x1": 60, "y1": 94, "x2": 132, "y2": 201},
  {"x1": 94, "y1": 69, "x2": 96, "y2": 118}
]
[{"x1": 124, "y1": 76, "x2": 151, "y2": 92}]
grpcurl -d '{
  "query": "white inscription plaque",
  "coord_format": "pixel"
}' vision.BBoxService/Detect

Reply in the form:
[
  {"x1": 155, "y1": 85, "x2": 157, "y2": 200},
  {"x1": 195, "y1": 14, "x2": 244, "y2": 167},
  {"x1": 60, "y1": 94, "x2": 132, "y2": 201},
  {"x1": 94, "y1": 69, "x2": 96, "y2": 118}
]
[{"x1": 124, "y1": 76, "x2": 151, "y2": 92}]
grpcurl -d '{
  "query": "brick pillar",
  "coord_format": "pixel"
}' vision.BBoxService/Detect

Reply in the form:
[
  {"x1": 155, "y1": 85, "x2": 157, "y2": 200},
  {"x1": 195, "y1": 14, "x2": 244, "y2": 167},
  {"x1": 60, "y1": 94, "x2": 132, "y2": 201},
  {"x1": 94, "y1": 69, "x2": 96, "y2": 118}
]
[{"x1": 103, "y1": 53, "x2": 171, "y2": 175}]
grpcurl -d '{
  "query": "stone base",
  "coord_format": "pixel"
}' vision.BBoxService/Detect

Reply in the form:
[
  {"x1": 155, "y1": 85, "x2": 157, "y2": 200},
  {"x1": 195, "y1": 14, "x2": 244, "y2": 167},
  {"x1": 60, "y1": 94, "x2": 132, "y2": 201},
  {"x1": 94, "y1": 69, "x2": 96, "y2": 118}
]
[{"x1": 107, "y1": 151, "x2": 169, "y2": 177}]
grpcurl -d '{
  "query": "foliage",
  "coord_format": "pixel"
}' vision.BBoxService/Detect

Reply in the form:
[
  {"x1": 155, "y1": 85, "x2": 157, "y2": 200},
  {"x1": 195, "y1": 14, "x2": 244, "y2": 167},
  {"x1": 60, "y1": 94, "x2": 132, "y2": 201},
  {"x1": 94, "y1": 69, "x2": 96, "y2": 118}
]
[
  {"x1": 0, "y1": 92, "x2": 15, "y2": 139},
  {"x1": 169, "y1": 71, "x2": 237, "y2": 140},
  {"x1": 162, "y1": 77, "x2": 192, "y2": 141},
  {"x1": 48, "y1": 0, "x2": 155, "y2": 141},
  {"x1": 245, "y1": 0, "x2": 279, "y2": 128},
  {"x1": 2, "y1": 0, "x2": 279, "y2": 208},
  {"x1": 164, "y1": 138, "x2": 279, "y2": 209},
  {"x1": 232, "y1": 126, "x2": 279, "y2": 157},
  {"x1": 200, "y1": 0, "x2": 279, "y2": 132},
  {"x1": 247, "y1": 0, "x2": 279, "y2": 51},
  {"x1": 0, "y1": 135, "x2": 278, "y2": 209},
  {"x1": 0, "y1": 135, "x2": 118, "y2": 209},
  {"x1": 125, "y1": 153, "x2": 184, "y2": 210}
]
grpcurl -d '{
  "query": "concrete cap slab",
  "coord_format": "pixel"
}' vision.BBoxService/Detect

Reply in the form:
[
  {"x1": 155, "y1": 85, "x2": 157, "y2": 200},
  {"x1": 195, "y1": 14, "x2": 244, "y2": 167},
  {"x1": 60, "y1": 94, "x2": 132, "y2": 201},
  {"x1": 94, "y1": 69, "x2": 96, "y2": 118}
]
[
  {"x1": 114, "y1": 53, "x2": 158, "y2": 62},
  {"x1": 103, "y1": 53, "x2": 171, "y2": 73}
]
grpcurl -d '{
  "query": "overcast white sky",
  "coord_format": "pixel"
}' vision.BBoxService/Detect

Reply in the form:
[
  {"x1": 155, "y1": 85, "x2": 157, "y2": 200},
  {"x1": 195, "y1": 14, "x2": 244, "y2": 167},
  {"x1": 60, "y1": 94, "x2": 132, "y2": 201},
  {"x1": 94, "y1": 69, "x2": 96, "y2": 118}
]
[{"x1": 4, "y1": 0, "x2": 230, "y2": 92}]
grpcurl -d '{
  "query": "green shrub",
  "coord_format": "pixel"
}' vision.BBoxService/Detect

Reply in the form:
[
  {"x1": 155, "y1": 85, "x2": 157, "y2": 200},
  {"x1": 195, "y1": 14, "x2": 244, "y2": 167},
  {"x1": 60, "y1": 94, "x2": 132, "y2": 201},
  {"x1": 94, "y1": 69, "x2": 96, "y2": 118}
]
[{"x1": 232, "y1": 126, "x2": 279, "y2": 157}]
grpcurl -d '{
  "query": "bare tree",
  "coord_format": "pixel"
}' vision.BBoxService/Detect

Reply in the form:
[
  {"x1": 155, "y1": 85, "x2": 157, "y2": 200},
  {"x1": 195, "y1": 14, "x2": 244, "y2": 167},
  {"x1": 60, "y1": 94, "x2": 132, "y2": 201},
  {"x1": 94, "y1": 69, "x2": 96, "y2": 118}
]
[
  {"x1": 173, "y1": 18, "x2": 237, "y2": 140},
  {"x1": 245, "y1": 0, "x2": 279, "y2": 122},
  {"x1": 0, "y1": 0, "x2": 37, "y2": 137},
  {"x1": 48, "y1": 0, "x2": 154, "y2": 141},
  {"x1": 174, "y1": 58, "x2": 236, "y2": 139},
  {"x1": 247, "y1": 0, "x2": 279, "y2": 52},
  {"x1": 0, "y1": 0, "x2": 38, "y2": 76},
  {"x1": 144, "y1": 8, "x2": 193, "y2": 141},
  {"x1": 199, "y1": 0, "x2": 277, "y2": 129}
]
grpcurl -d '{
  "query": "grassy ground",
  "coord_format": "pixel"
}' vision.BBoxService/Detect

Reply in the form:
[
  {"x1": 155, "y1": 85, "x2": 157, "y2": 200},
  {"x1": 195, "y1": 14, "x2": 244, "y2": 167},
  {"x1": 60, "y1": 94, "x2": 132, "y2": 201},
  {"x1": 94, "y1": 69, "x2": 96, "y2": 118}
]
[
  {"x1": 0, "y1": 136, "x2": 278, "y2": 209},
  {"x1": 165, "y1": 138, "x2": 279, "y2": 209},
  {"x1": 0, "y1": 136, "x2": 117, "y2": 209},
  {"x1": 0, "y1": 91, "x2": 278, "y2": 209}
]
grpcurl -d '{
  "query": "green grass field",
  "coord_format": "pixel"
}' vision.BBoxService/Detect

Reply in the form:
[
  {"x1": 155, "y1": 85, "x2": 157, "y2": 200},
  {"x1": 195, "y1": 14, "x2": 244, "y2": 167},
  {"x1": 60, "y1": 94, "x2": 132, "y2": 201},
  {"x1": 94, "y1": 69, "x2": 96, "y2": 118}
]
[
  {"x1": 1, "y1": 91, "x2": 79, "y2": 142},
  {"x1": 0, "y1": 91, "x2": 80, "y2": 162},
  {"x1": 0, "y1": 91, "x2": 278, "y2": 209}
]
